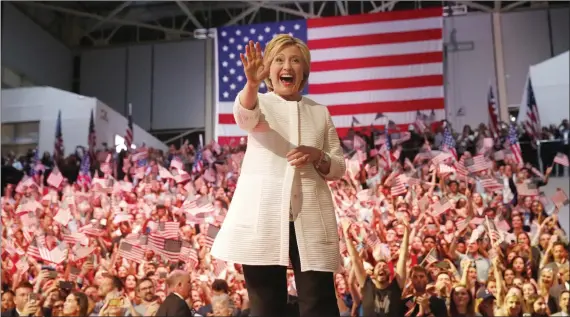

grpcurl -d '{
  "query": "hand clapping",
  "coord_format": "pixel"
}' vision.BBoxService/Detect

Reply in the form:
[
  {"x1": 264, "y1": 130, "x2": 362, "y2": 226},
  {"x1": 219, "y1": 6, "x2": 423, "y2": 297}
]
[{"x1": 286, "y1": 146, "x2": 320, "y2": 167}]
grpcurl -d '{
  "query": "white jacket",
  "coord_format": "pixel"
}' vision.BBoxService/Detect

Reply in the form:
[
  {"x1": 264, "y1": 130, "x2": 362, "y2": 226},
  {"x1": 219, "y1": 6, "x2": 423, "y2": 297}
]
[{"x1": 211, "y1": 92, "x2": 346, "y2": 272}]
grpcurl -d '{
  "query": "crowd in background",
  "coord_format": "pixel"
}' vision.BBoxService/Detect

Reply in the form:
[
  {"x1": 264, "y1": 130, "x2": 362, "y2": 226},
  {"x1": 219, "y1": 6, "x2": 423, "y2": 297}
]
[{"x1": 1, "y1": 118, "x2": 570, "y2": 317}]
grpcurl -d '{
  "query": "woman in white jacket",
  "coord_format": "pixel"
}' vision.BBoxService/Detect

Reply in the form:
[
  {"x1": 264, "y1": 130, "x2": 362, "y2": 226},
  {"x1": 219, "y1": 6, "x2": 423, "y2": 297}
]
[{"x1": 211, "y1": 34, "x2": 346, "y2": 317}]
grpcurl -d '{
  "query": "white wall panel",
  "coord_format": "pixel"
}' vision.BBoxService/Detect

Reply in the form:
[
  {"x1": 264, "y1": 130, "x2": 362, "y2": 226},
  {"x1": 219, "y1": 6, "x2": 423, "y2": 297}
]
[
  {"x1": 1, "y1": 87, "x2": 95, "y2": 155},
  {"x1": 502, "y1": 10, "x2": 553, "y2": 107},
  {"x1": 1, "y1": 87, "x2": 167, "y2": 154},
  {"x1": 443, "y1": 13, "x2": 497, "y2": 131},
  {"x1": 1, "y1": 3, "x2": 73, "y2": 91},
  {"x1": 95, "y1": 100, "x2": 167, "y2": 152}
]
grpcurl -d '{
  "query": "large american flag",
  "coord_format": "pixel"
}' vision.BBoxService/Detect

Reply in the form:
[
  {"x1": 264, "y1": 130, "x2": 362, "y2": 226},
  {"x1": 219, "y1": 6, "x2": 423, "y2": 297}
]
[
  {"x1": 441, "y1": 125, "x2": 457, "y2": 159},
  {"x1": 76, "y1": 154, "x2": 91, "y2": 188},
  {"x1": 487, "y1": 85, "x2": 499, "y2": 139},
  {"x1": 522, "y1": 78, "x2": 541, "y2": 143},
  {"x1": 124, "y1": 103, "x2": 133, "y2": 149},
  {"x1": 88, "y1": 109, "x2": 96, "y2": 153},
  {"x1": 215, "y1": 8, "x2": 444, "y2": 144},
  {"x1": 54, "y1": 110, "x2": 64, "y2": 159},
  {"x1": 508, "y1": 123, "x2": 523, "y2": 167}
]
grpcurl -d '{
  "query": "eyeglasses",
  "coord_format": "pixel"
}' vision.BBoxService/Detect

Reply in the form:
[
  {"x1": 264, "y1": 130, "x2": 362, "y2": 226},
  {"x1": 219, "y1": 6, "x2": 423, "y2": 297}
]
[{"x1": 138, "y1": 286, "x2": 154, "y2": 292}]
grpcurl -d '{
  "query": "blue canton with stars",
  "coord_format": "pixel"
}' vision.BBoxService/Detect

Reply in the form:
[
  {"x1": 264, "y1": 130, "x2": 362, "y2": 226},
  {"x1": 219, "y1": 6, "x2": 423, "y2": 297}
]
[{"x1": 217, "y1": 19, "x2": 309, "y2": 102}]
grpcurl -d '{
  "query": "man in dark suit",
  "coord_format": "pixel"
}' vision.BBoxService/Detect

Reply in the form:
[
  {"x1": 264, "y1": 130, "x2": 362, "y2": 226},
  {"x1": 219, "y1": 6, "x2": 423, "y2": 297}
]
[
  {"x1": 1, "y1": 282, "x2": 51, "y2": 317},
  {"x1": 155, "y1": 270, "x2": 198, "y2": 317}
]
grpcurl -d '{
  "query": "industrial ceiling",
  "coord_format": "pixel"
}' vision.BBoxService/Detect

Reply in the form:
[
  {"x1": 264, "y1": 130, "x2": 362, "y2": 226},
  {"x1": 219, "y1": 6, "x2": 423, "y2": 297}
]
[{"x1": 9, "y1": 1, "x2": 565, "y2": 48}]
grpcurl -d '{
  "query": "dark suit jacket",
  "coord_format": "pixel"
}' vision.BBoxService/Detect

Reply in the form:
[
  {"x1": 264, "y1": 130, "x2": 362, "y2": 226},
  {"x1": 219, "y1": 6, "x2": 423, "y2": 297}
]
[
  {"x1": 1, "y1": 307, "x2": 51, "y2": 317},
  {"x1": 551, "y1": 283, "x2": 570, "y2": 310},
  {"x1": 402, "y1": 295, "x2": 448, "y2": 317},
  {"x1": 155, "y1": 293, "x2": 195, "y2": 317}
]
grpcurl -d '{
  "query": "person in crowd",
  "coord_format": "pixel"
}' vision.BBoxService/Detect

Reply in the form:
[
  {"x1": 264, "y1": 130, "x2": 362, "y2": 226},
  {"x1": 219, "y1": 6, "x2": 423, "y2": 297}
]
[
  {"x1": 62, "y1": 292, "x2": 88, "y2": 317},
  {"x1": 403, "y1": 266, "x2": 448, "y2": 317},
  {"x1": 1, "y1": 291, "x2": 15, "y2": 313},
  {"x1": 552, "y1": 290, "x2": 569, "y2": 316},
  {"x1": 1, "y1": 282, "x2": 51, "y2": 317},
  {"x1": 1, "y1": 60, "x2": 569, "y2": 317},
  {"x1": 133, "y1": 278, "x2": 159, "y2": 316},
  {"x1": 210, "y1": 35, "x2": 345, "y2": 317},
  {"x1": 210, "y1": 294, "x2": 234, "y2": 317},
  {"x1": 155, "y1": 270, "x2": 197, "y2": 317},
  {"x1": 91, "y1": 274, "x2": 123, "y2": 316}
]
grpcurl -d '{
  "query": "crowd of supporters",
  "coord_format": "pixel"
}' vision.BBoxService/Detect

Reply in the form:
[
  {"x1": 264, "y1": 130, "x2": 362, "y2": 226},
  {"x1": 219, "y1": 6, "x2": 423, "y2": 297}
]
[{"x1": 1, "y1": 118, "x2": 569, "y2": 317}]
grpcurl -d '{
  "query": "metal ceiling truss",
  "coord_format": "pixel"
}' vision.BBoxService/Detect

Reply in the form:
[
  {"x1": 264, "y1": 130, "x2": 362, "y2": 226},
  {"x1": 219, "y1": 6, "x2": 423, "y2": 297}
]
[{"x1": 17, "y1": 1, "x2": 556, "y2": 47}]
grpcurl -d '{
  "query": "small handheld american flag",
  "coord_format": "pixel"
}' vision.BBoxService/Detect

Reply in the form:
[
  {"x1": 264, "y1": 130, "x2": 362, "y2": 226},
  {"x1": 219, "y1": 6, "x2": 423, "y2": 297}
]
[
  {"x1": 119, "y1": 241, "x2": 145, "y2": 263},
  {"x1": 204, "y1": 225, "x2": 220, "y2": 248},
  {"x1": 551, "y1": 189, "x2": 569, "y2": 208},
  {"x1": 553, "y1": 153, "x2": 569, "y2": 167},
  {"x1": 440, "y1": 126, "x2": 457, "y2": 159},
  {"x1": 163, "y1": 239, "x2": 182, "y2": 253}
]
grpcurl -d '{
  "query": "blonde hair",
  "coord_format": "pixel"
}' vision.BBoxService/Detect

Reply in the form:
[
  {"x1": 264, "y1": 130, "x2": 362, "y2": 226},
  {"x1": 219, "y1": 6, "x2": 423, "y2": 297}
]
[{"x1": 263, "y1": 34, "x2": 311, "y2": 92}]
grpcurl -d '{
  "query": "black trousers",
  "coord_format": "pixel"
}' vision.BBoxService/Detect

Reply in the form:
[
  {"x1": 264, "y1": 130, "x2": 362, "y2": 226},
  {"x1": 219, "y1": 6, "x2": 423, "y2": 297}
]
[{"x1": 242, "y1": 222, "x2": 339, "y2": 317}]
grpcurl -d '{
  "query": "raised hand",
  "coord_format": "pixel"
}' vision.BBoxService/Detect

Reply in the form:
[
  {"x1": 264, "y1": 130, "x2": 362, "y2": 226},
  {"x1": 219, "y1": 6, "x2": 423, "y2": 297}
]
[{"x1": 240, "y1": 41, "x2": 270, "y2": 87}]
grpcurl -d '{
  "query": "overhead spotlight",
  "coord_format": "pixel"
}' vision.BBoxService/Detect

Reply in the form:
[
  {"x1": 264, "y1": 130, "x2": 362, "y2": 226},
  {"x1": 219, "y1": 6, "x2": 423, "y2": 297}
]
[
  {"x1": 443, "y1": 4, "x2": 468, "y2": 16},
  {"x1": 207, "y1": 28, "x2": 216, "y2": 39},
  {"x1": 510, "y1": 116, "x2": 516, "y2": 122},
  {"x1": 193, "y1": 28, "x2": 217, "y2": 40},
  {"x1": 193, "y1": 28, "x2": 207, "y2": 39}
]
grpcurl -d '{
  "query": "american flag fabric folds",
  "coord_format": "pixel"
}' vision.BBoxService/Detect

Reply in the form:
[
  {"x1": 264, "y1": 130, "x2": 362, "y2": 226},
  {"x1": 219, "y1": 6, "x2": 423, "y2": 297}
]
[
  {"x1": 54, "y1": 110, "x2": 64, "y2": 159},
  {"x1": 521, "y1": 78, "x2": 541, "y2": 143},
  {"x1": 88, "y1": 109, "x2": 96, "y2": 153},
  {"x1": 215, "y1": 8, "x2": 444, "y2": 144},
  {"x1": 124, "y1": 103, "x2": 134, "y2": 149},
  {"x1": 508, "y1": 123, "x2": 523, "y2": 167},
  {"x1": 487, "y1": 85, "x2": 499, "y2": 139},
  {"x1": 553, "y1": 153, "x2": 569, "y2": 167}
]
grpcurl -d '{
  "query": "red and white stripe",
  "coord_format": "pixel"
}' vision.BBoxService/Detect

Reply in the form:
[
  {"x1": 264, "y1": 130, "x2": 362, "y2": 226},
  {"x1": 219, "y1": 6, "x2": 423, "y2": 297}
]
[
  {"x1": 158, "y1": 222, "x2": 180, "y2": 240},
  {"x1": 180, "y1": 244, "x2": 198, "y2": 268},
  {"x1": 487, "y1": 85, "x2": 499, "y2": 138},
  {"x1": 454, "y1": 155, "x2": 468, "y2": 176},
  {"x1": 124, "y1": 103, "x2": 133, "y2": 149},
  {"x1": 390, "y1": 174, "x2": 407, "y2": 196},
  {"x1": 118, "y1": 241, "x2": 145, "y2": 263},
  {"x1": 467, "y1": 155, "x2": 492, "y2": 173},
  {"x1": 510, "y1": 143, "x2": 524, "y2": 167},
  {"x1": 217, "y1": 8, "x2": 444, "y2": 143},
  {"x1": 554, "y1": 153, "x2": 569, "y2": 167},
  {"x1": 213, "y1": 260, "x2": 227, "y2": 277},
  {"x1": 551, "y1": 189, "x2": 569, "y2": 207},
  {"x1": 438, "y1": 164, "x2": 455, "y2": 175},
  {"x1": 433, "y1": 198, "x2": 452, "y2": 216},
  {"x1": 516, "y1": 182, "x2": 539, "y2": 196},
  {"x1": 480, "y1": 178, "x2": 503, "y2": 192},
  {"x1": 148, "y1": 235, "x2": 181, "y2": 262}
]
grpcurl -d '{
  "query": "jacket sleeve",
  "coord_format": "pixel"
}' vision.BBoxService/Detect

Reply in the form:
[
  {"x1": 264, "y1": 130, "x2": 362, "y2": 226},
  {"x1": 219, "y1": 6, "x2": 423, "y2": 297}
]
[
  {"x1": 233, "y1": 92, "x2": 261, "y2": 132},
  {"x1": 319, "y1": 107, "x2": 346, "y2": 181},
  {"x1": 155, "y1": 301, "x2": 168, "y2": 317}
]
